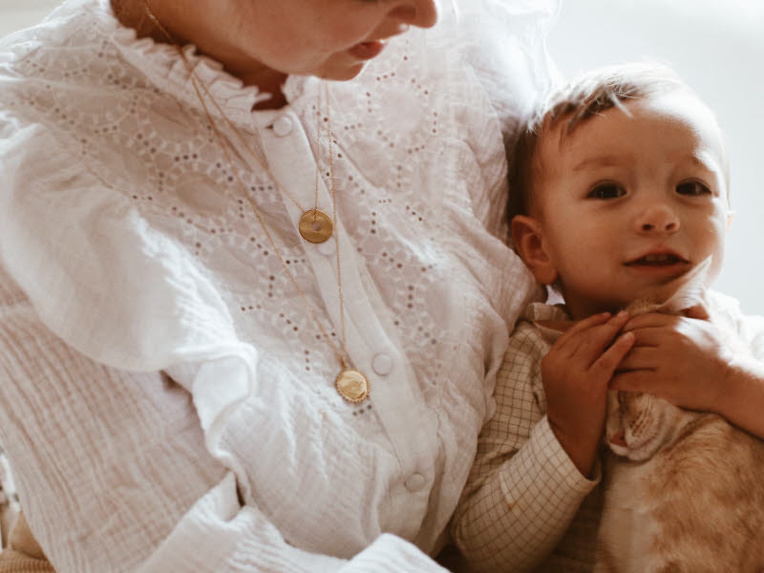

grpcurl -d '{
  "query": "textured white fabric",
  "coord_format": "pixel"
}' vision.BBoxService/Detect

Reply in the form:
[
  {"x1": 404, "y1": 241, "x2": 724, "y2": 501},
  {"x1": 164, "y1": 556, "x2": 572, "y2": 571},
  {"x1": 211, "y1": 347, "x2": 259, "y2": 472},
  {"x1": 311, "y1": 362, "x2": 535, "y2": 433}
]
[
  {"x1": 0, "y1": 0, "x2": 559, "y2": 571},
  {"x1": 452, "y1": 294, "x2": 764, "y2": 573}
]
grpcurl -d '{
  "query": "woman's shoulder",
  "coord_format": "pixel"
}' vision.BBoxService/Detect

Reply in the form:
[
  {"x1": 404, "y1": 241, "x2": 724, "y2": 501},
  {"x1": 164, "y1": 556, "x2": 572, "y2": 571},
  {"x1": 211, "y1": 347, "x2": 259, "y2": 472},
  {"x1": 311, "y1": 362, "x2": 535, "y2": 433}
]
[
  {"x1": 0, "y1": 1, "x2": 137, "y2": 155},
  {"x1": 0, "y1": 0, "x2": 112, "y2": 78}
]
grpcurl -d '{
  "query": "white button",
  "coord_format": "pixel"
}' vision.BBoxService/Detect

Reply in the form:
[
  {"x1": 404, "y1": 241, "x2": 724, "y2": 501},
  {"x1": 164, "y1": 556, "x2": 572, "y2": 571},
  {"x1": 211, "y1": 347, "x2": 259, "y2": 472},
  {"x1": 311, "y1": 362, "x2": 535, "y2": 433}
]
[
  {"x1": 272, "y1": 116, "x2": 293, "y2": 137},
  {"x1": 372, "y1": 353, "x2": 394, "y2": 376},
  {"x1": 405, "y1": 473, "x2": 426, "y2": 492},
  {"x1": 318, "y1": 239, "x2": 336, "y2": 257}
]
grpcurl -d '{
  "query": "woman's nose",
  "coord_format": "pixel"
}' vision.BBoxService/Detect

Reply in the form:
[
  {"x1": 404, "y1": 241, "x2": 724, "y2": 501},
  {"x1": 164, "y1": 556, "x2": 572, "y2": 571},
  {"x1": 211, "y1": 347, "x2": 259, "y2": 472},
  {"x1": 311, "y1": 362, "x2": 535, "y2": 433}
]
[
  {"x1": 634, "y1": 203, "x2": 680, "y2": 234},
  {"x1": 391, "y1": 0, "x2": 440, "y2": 29}
]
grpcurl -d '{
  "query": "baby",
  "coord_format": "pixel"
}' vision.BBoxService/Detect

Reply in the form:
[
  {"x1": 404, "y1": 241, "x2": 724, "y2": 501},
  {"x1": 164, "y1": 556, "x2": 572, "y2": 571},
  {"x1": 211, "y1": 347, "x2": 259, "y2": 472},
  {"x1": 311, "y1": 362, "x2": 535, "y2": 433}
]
[{"x1": 452, "y1": 63, "x2": 764, "y2": 571}]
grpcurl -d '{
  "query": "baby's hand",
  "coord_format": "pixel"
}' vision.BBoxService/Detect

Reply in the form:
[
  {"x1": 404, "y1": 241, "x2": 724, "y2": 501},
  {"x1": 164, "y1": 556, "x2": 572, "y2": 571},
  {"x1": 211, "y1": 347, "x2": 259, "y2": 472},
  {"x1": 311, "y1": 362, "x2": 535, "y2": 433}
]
[
  {"x1": 542, "y1": 311, "x2": 634, "y2": 478},
  {"x1": 612, "y1": 308, "x2": 732, "y2": 413}
]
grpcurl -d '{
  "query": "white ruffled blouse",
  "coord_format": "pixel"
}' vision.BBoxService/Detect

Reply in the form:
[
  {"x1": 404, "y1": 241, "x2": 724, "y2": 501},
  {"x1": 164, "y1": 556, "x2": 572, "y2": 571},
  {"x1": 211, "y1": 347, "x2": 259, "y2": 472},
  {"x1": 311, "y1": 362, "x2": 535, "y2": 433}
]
[{"x1": 0, "y1": 0, "x2": 559, "y2": 570}]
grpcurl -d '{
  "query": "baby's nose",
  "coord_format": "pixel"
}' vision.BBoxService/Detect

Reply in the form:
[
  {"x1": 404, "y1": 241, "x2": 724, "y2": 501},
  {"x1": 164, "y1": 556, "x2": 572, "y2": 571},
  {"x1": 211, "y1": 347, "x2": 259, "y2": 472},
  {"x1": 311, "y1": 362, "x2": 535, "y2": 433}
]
[{"x1": 635, "y1": 204, "x2": 680, "y2": 233}]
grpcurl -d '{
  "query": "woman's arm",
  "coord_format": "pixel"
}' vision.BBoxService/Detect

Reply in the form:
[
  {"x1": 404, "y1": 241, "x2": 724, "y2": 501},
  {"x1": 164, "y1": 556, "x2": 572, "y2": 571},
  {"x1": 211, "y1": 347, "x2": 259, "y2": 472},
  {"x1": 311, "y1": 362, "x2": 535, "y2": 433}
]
[
  {"x1": 717, "y1": 355, "x2": 764, "y2": 439},
  {"x1": 138, "y1": 473, "x2": 443, "y2": 573},
  {"x1": 614, "y1": 292, "x2": 764, "y2": 439},
  {"x1": 0, "y1": 271, "x2": 446, "y2": 573}
]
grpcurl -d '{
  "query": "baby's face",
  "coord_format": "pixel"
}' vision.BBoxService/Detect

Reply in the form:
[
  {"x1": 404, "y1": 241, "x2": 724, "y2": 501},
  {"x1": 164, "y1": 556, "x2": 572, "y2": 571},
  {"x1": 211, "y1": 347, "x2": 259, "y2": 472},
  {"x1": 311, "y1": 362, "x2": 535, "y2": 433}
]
[{"x1": 532, "y1": 91, "x2": 730, "y2": 319}]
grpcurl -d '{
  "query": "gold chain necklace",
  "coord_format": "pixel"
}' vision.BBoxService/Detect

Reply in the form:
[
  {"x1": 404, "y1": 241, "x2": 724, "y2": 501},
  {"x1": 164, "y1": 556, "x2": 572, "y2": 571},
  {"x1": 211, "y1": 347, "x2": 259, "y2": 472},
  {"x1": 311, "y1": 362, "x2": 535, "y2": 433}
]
[
  {"x1": 143, "y1": 1, "x2": 369, "y2": 403},
  {"x1": 143, "y1": 4, "x2": 332, "y2": 244}
]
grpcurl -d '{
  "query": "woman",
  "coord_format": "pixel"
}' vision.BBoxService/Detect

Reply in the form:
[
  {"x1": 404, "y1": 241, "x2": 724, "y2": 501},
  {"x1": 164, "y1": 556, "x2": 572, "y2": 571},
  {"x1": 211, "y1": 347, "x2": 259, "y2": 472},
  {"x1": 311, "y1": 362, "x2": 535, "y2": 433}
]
[{"x1": 0, "y1": 0, "x2": 559, "y2": 570}]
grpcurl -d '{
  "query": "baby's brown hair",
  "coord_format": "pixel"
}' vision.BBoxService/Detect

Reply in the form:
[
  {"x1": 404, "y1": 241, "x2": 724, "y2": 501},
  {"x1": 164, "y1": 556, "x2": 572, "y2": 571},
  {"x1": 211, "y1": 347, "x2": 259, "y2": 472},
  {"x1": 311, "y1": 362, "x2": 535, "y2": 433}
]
[{"x1": 506, "y1": 63, "x2": 722, "y2": 227}]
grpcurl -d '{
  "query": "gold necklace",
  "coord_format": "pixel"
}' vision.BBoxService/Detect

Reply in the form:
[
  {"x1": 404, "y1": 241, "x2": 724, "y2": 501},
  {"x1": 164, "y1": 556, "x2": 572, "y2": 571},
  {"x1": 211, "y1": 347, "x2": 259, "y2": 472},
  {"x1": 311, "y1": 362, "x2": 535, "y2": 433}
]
[
  {"x1": 143, "y1": 4, "x2": 332, "y2": 244},
  {"x1": 143, "y1": 1, "x2": 369, "y2": 403}
]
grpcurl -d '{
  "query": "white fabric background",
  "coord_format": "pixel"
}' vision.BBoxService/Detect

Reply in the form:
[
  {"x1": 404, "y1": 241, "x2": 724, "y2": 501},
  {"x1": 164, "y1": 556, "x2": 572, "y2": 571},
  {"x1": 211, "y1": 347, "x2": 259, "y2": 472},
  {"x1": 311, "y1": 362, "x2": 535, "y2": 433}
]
[{"x1": 2, "y1": 0, "x2": 763, "y2": 315}]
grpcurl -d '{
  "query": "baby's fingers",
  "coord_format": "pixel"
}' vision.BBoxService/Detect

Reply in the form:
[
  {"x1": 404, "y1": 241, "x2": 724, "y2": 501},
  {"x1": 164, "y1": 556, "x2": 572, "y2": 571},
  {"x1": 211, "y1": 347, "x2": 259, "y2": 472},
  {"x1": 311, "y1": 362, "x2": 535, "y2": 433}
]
[
  {"x1": 556, "y1": 310, "x2": 631, "y2": 363},
  {"x1": 557, "y1": 312, "x2": 613, "y2": 341},
  {"x1": 592, "y1": 331, "x2": 635, "y2": 378}
]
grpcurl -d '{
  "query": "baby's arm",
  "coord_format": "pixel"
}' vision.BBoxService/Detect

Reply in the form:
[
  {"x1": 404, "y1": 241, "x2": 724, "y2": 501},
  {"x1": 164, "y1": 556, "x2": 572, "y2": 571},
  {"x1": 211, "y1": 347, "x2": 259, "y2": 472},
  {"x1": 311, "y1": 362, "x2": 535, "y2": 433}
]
[
  {"x1": 452, "y1": 312, "x2": 632, "y2": 573},
  {"x1": 542, "y1": 312, "x2": 634, "y2": 476},
  {"x1": 614, "y1": 298, "x2": 764, "y2": 439}
]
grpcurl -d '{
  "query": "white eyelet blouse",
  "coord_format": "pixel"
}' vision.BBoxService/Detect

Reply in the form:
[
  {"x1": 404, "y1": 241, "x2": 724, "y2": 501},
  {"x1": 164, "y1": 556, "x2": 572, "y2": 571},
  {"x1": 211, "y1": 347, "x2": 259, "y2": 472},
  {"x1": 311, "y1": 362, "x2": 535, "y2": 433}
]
[{"x1": 0, "y1": 0, "x2": 560, "y2": 570}]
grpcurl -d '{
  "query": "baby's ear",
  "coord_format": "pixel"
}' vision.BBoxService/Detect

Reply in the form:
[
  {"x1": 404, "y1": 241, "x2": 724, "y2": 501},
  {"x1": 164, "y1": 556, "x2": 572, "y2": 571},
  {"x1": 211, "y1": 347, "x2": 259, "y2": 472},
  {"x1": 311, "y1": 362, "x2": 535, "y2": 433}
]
[{"x1": 511, "y1": 215, "x2": 558, "y2": 285}]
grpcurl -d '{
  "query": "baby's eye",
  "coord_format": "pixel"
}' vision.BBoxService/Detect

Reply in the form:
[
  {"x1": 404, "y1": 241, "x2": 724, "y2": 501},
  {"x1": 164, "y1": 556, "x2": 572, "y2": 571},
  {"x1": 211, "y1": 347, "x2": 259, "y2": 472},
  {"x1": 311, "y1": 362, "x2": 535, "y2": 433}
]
[
  {"x1": 676, "y1": 181, "x2": 712, "y2": 196},
  {"x1": 588, "y1": 184, "x2": 626, "y2": 200}
]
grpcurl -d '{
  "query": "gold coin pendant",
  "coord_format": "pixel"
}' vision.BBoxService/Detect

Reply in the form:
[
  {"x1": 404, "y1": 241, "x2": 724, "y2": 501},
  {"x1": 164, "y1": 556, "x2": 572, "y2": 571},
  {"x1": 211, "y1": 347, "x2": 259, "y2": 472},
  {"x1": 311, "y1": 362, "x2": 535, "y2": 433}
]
[
  {"x1": 335, "y1": 369, "x2": 370, "y2": 403},
  {"x1": 299, "y1": 209, "x2": 333, "y2": 243}
]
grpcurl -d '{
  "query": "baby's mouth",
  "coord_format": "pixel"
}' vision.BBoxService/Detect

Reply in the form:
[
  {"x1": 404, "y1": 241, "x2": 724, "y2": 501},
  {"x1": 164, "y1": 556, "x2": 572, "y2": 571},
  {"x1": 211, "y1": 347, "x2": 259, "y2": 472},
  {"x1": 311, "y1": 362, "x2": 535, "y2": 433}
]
[{"x1": 625, "y1": 253, "x2": 689, "y2": 266}]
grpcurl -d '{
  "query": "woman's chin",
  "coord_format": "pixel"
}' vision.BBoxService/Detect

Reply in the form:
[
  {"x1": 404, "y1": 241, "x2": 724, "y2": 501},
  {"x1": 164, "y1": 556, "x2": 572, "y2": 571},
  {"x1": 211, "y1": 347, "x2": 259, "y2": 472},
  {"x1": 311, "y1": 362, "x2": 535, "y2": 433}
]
[{"x1": 317, "y1": 63, "x2": 367, "y2": 82}]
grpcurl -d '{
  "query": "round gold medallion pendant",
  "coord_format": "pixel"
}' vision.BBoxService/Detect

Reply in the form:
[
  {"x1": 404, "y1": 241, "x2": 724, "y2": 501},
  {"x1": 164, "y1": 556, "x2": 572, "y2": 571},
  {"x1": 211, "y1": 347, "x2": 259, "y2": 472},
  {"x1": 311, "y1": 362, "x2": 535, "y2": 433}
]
[
  {"x1": 299, "y1": 209, "x2": 333, "y2": 244},
  {"x1": 335, "y1": 369, "x2": 370, "y2": 403}
]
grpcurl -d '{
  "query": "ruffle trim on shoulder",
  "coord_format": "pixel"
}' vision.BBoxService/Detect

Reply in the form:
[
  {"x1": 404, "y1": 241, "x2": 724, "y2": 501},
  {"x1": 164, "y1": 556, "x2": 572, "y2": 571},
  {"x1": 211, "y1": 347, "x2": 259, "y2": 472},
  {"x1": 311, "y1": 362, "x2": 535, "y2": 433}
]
[{"x1": 98, "y1": 0, "x2": 285, "y2": 124}]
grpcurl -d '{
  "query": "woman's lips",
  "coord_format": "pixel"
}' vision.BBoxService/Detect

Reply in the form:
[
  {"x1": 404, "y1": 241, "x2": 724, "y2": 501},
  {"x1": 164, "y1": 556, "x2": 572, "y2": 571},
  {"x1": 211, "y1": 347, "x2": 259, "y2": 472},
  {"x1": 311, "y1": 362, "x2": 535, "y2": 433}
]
[{"x1": 348, "y1": 40, "x2": 387, "y2": 61}]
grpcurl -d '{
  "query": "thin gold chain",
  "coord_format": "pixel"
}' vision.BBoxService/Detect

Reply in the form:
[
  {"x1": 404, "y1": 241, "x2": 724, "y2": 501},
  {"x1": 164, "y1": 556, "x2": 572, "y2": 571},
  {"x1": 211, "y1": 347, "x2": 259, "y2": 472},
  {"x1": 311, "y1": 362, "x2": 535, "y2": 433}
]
[
  {"x1": 143, "y1": 0, "x2": 352, "y2": 371},
  {"x1": 143, "y1": 1, "x2": 310, "y2": 215},
  {"x1": 324, "y1": 85, "x2": 347, "y2": 350}
]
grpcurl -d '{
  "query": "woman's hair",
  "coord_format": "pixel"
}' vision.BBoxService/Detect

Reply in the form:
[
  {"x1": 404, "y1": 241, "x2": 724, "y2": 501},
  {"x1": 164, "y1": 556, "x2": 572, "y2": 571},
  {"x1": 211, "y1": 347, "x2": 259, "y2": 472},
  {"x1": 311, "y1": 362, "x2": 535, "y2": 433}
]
[{"x1": 506, "y1": 62, "x2": 718, "y2": 226}]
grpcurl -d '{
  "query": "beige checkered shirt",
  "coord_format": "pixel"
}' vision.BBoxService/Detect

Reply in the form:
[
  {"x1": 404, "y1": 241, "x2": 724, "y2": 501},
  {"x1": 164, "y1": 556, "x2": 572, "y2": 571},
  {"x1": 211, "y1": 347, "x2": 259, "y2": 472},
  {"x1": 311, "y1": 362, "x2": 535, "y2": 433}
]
[{"x1": 452, "y1": 303, "x2": 603, "y2": 572}]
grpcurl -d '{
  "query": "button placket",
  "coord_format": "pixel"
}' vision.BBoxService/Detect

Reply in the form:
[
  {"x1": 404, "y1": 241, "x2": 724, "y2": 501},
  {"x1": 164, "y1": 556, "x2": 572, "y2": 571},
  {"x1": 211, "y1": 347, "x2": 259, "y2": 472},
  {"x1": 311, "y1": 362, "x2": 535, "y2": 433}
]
[
  {"x1": 256, "y1": 106, "x2": 440, "y2": 490},
  {"x1": 317, "y1": 238, "x2": 336, "y2": 257}
]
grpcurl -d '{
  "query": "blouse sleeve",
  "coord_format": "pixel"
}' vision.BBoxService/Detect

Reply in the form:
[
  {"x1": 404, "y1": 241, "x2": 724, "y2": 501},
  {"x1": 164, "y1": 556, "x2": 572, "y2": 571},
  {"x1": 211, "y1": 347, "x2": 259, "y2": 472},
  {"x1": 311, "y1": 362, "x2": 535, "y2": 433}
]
[
  {"x1": 451, "y1": 322, "x2": 597, "y2": 573},
  {"x1": 451, "y1": 0, "x2": 562, "y2": 139},
  {"x1": 0, "y1": 266, "x2": 448, "y2": 572},
  {"x1": 441, "y1": 0, "x2": 561, "y2": 240},
  {"x1": 138, "y1": 473, "x2": 446, "y2": 573},
  {"x1": 708, "y1": 290, "x2": 764, "y2": 362}
]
